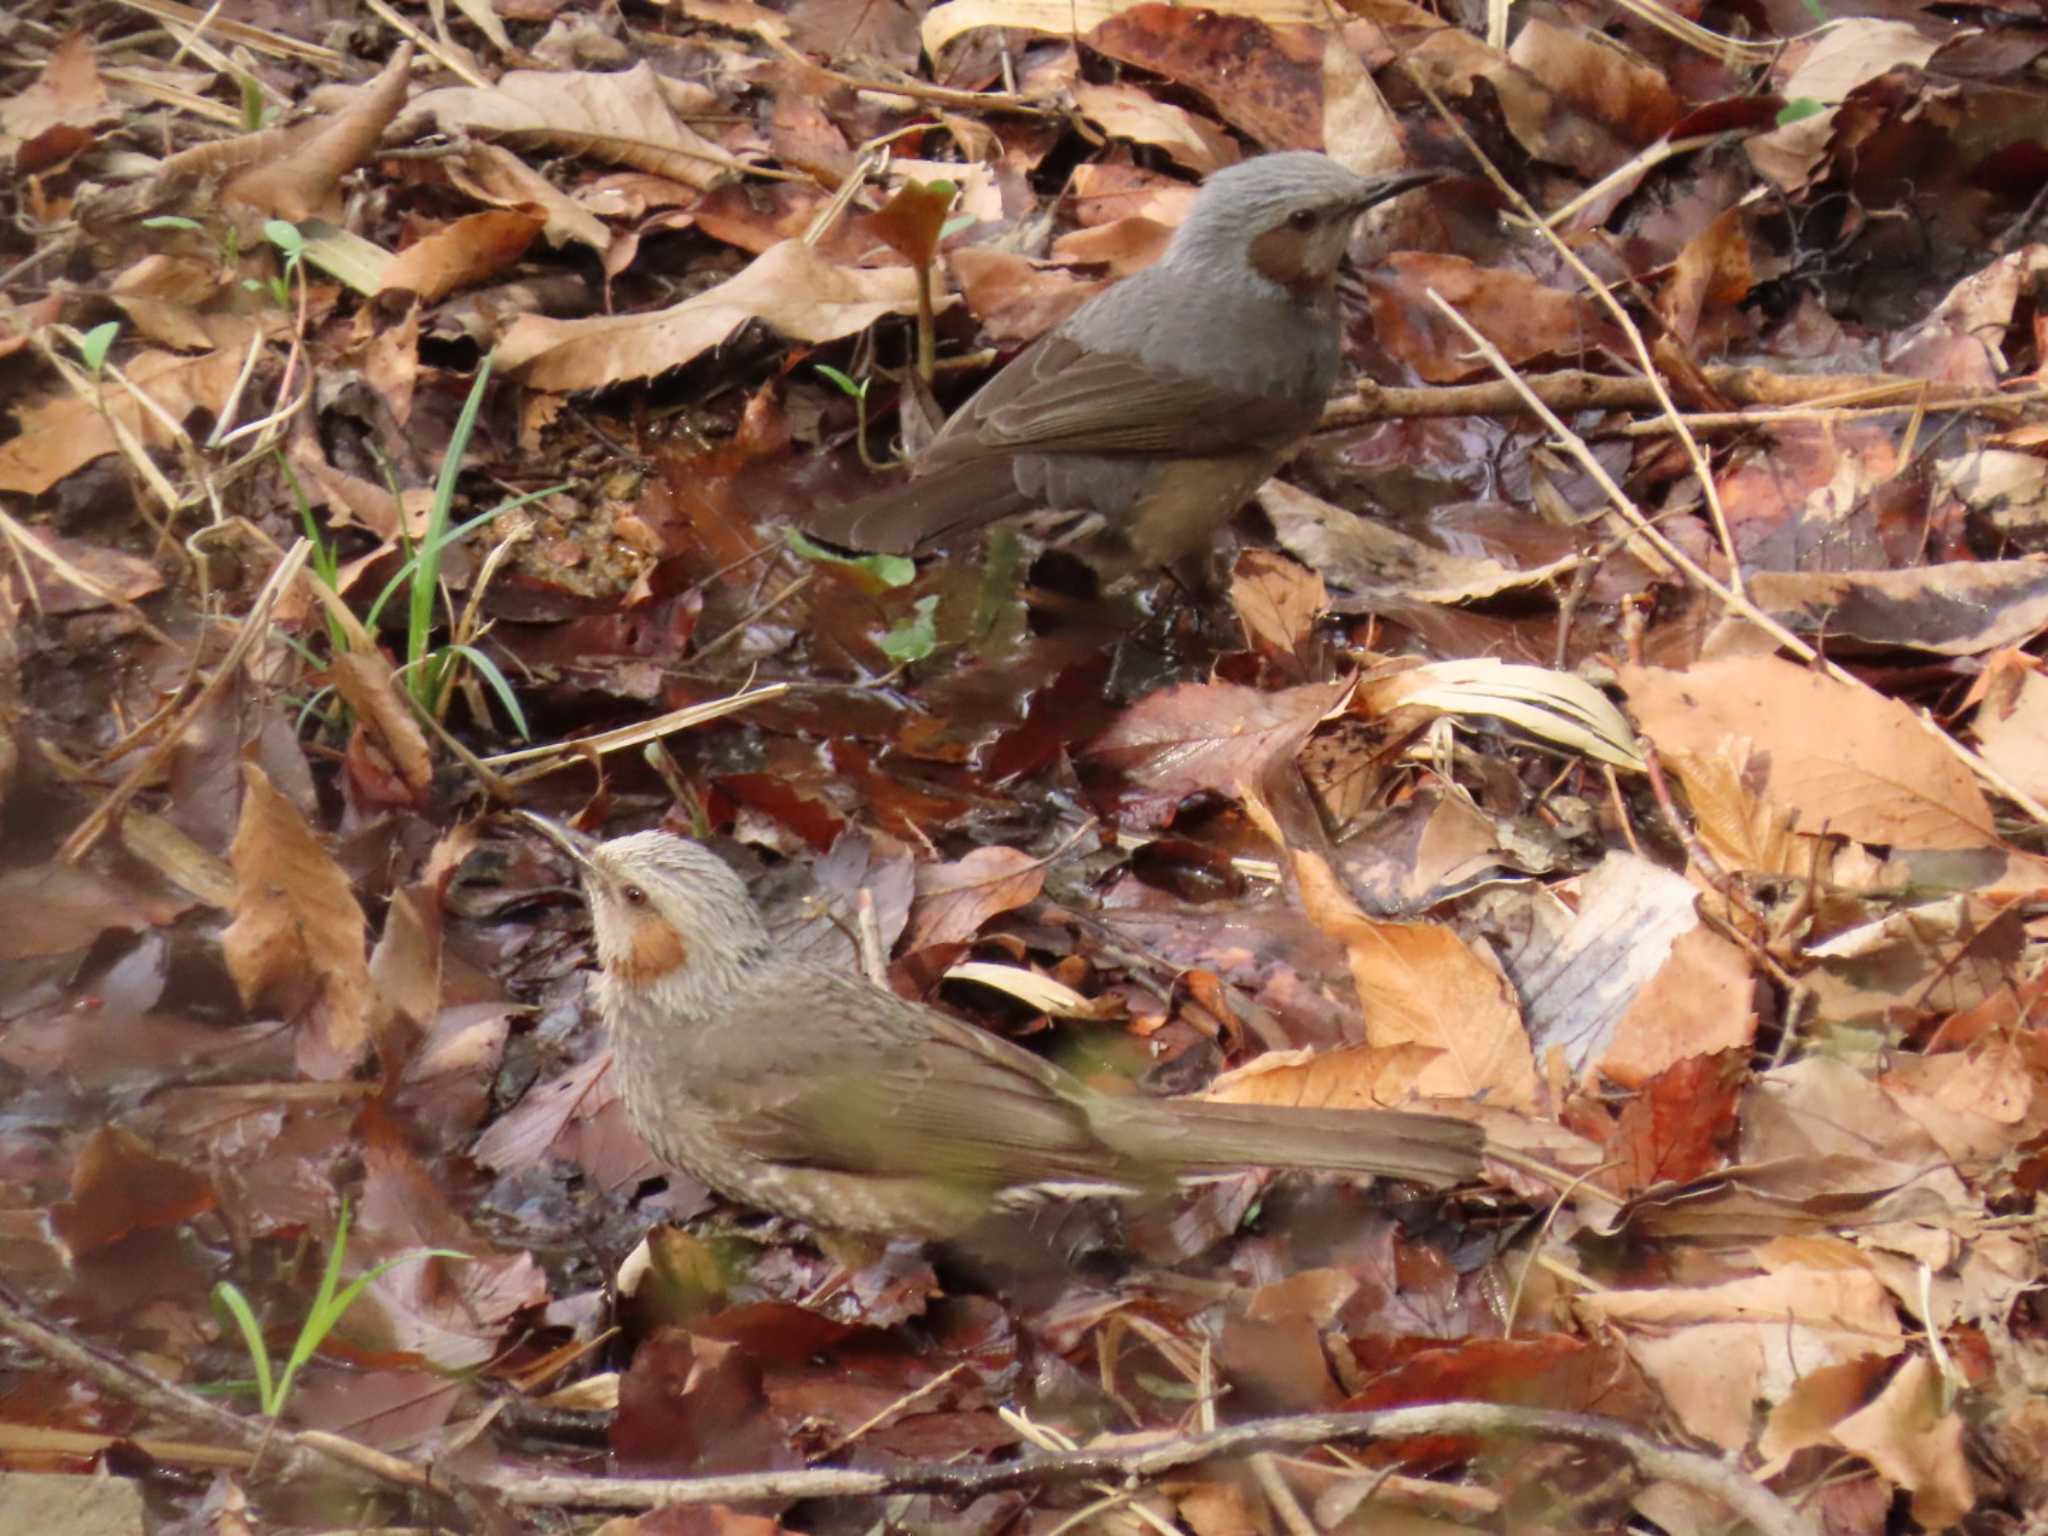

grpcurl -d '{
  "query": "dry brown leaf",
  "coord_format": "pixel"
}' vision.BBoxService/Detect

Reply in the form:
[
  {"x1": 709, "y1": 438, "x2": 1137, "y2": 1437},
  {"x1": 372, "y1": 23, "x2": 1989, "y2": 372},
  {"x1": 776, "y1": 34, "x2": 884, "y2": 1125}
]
[
  {"x1": 906, "y1": 846, "x2": 1045, "y2": 951},
  {"x1": 498, "y1": 239, "x2": 932, "y2": 390},
  {"x1": 369, "y1": 883, "x2": 444, "y2": 1062},
  {"x1": 407, "y1": 62, "x2": 746, "y2": 192},
  {"x1": 1878, "y1": 1044, "x2": 2039, "y2": 1163},
  {"x1": 1071, "y1": 82, "x2": 1240, "y2": 173},
  {"x1": 1507, "y1": 18, "x2": 1680, "y2": 158},
  {"x1": 0, "y1": 347, "x2": 247, "y2": 496},
  {"x1": 1204, "y1": 1039, "x2": 1448, "y2": 1109},
  {"x1": 1830, "y1": 1355, "x2": 1976, "y2": 1529},
  {"x1": 1508, "y1": 852, "x2": 1752, "y2": 1086},
  {"x1": 445, "y1": 142, "x2": 611, "y2": 254},
  {"x1": 1758, "y1": 1353, "x2": 1893, "y2": 1471},
  {"x1": 1620, "y1": 656, "x2": 1997, "y2": 851},
  {"x1": 1088, "y1": 8, "x2": 1324, "y2": 152},
  {"x1": 1263, "y1": 479, "x2": 1577, "y2": 602},
  {"x1": 221, "y1": 760, "x2": 372, "y2": 1076},
  {"x1": 1, "y1": 32, "x2": 117, "y2": 173},
  {"x1": 1665, "y1": 741, "x2": 1806, "y2": 878},
  {"x1": 1292, "y1": 849, "x2": 1538, "y2": 1108},
  {"x1": 1720, "y1": 565, "x2": 2048, "y2": 663},
  {"x1": 326, "y1": 651, "x2": 433, "y2": 797},
  {"x1": 380, "y1": 210, "x2": 545, "y2": 303},
  {"x1": 1579, "y1": 1263, "x2": 1904, "y2": 1432},
  {"x1": 1972, "y1": 663, "x2": 2048, "y2": 804},
  {"x1": 1228, "y1": 547, "x2": 1325, "y2": 664},
  {"x1": 1085, "y1": 679, "x2": 1349, "y2": 830},
  {"x1": 1747, "y1": 21, "x2": 1941, "y2": 193},
  {"x1": 1659, "y1": 206, "x2": 1753, "y2": 346},
  {"x1": 947, "y1": 247, "x2": 1101, "y2": 345},
  {"x1": 1363, "y1": 253, "x2": 1620, "y2": 384},
  {"x1": 222, "y1": 46, "x2": 415, "y2": 223}
]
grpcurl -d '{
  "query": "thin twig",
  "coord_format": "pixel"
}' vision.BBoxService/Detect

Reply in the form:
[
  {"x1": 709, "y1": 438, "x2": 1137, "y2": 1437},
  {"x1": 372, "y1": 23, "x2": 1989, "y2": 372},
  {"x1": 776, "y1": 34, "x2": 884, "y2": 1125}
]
[{"x1": 1383, "y1": 50, "x2": 1740, "y2": 595}]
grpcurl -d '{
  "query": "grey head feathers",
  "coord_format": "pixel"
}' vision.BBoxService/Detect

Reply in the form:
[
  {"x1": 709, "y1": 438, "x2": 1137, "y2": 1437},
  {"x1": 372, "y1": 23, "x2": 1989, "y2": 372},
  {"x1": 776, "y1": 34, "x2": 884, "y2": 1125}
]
[{"x1": 1159, "y1": 152, "x2": 1376, "y2": 276}]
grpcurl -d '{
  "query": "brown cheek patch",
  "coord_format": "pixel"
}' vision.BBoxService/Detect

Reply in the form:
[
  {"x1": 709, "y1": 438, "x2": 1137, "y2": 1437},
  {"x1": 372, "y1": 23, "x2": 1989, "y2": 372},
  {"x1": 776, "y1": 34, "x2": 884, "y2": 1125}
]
[
  {"x1": 614, "y1": 909, "x2": 688, "y2": 986},
  {"x1": 1248, "y1": 226, "x2": 1317, "y2": 294}
]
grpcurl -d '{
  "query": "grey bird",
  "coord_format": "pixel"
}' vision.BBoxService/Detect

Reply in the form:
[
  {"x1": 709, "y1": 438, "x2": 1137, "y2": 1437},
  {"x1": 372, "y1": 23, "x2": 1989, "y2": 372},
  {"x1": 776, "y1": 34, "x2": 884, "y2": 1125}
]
[{"x1": 804, "y1": 152, "x2": 1438, "y2": 575}]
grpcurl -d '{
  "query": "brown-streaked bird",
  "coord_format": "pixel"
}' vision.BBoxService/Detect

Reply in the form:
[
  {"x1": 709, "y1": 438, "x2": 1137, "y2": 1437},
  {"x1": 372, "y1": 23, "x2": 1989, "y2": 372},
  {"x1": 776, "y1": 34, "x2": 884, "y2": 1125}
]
[
  {"x1": 805, "y1": 152, "x2": 1438, "y2": 577},
  {"x1": 520, "y1": 816, "x2": 1482, "y2": 1243}
]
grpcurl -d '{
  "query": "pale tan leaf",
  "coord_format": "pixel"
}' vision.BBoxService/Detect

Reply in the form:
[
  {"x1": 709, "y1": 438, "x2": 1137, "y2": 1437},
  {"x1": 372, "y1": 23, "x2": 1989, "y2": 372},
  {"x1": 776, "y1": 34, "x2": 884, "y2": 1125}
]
[
  {"x1": 221, "y1": 761, "x2": 371, "y2": 1075},
  {"x1": 407, "y1": 62, "x2": 746, "y2": 191},
  {"x1": 1228, "y1": 548, "x2": 1325, "y2": 661},
  {"x1": 1365, "y1": 657, "x2": 1643, "y2": 770},
  {"x1": 327, "y1": 651, "x2": 433, "y2": 797},
  {"x1": 222, "y1": 46, "x2": 414, "y2": 223},
  {"x1": 1263, "y1": 479, "x2": 1580, "y2": 603},
  {"x1": 941, "y1": 962, "x2": 1117, "y2": 1019},
  {"x1": 1830, "y1": 1355, "x2": 1976, "y2": 1529},
  {"x1": 1620, "y1": 656, "x2": 1996, "y2": 850},
  {"x1": 0, "y1": 348, "x2": 247, "y2": 496},
  {"x1": 497, "y1": 240, "x2": 930, "y2": 391},
  {"x1": 1071, "y1": 83, "x2": 1239, "y2": 173}
]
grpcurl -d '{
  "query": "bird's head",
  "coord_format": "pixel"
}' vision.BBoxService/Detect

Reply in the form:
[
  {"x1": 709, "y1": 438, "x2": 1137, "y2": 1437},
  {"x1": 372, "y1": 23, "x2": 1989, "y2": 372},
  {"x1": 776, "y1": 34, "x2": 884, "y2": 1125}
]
[
  {"x1": 520, "y1": 816, "x2": 765, "y2": 990},
  {"x1": 1164, "y1": 151, "x2": 1438, "y2": 299}
]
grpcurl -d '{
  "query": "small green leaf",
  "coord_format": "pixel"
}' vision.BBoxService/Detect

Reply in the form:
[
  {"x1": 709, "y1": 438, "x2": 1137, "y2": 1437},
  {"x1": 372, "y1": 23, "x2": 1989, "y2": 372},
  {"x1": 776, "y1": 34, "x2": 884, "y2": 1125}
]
[
  {"x1": 238, "y1": 73, "x2": 267, "y2": 131},
  {"x1": 141, "y1": 215, "x2": 205, "y2": 232},
  {"x1": 939, "y1": 214, "x2": 978, "y2": 241},
  {"x1": 1776, "y1": 98, "x2": 1826, "y2": 126},
  {"x1": 815, "y1": 364, "x2": 869, "y2": 400},
  {"x1": 264, "y1": 220, "x2": 306, "y2": 258},
  {"x1": 786, "y1": 529, "x2": 916, "y2": 588},
  {"x1": 74, "y1": 321, "x2": 120, "y2": 373},
  {"x1": 878, "y1": 593, "x2": 940, "y2": 664}
]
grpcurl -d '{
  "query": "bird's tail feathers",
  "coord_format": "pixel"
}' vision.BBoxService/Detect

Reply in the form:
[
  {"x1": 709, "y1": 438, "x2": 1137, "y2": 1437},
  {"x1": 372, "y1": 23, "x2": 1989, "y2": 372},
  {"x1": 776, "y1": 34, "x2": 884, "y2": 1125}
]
[
  {"x1": 803, "y1": 459, "x2": 1031, "y2": 555},
  {"x1": 1102, "y1": 1098, "x2": 1483, "y2": 1188}
]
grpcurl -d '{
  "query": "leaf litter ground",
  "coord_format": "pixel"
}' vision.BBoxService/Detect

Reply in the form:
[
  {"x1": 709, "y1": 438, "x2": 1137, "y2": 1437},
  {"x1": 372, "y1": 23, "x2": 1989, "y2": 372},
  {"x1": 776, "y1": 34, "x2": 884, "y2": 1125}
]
[{"x1": 3, "y1": 1, "x2": 2048, "y2": 1533}]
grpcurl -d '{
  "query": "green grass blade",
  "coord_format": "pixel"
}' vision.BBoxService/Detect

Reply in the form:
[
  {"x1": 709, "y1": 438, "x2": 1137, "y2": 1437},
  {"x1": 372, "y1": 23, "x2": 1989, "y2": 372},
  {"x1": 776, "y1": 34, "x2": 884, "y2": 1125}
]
[
  {"x1": 211, "y1": 1282, "x2": 276, "y2": 1415},
  {"x1": 410, "y1": 357, "x2": 495, "y2": 672},
  {"x1": 441, "y1": 644, "x2": 531, "y2": 739}
]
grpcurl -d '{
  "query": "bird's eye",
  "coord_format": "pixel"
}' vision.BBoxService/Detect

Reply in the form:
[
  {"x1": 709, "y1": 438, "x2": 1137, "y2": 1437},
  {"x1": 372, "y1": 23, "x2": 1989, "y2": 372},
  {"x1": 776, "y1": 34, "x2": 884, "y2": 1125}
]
[
  {"x1": 1287, "y1": 208, "x2": 1318, "y2": 231},
  {"x1": 621, "y1": 884, "x2": 648, "y2": 907}
]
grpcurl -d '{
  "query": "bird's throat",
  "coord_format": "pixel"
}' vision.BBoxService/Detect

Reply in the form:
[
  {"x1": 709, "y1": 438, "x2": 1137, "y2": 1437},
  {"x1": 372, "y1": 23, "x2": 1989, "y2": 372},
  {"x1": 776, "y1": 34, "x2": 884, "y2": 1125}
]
[{"x1": 606, "y1": 908, "x2": 690, "y2": 987}]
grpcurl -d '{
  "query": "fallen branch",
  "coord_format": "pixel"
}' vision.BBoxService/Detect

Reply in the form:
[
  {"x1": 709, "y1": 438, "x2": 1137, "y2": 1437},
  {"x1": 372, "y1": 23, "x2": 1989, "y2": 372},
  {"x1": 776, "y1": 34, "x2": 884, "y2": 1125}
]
[
  {"x1": 0, "y1": 1279, "x2": 461, "y2": 1516},
  {"x1": 1, "y1": 1276, "x2": 1811, "y2": 1535},
  {"x1": 1322, "y1": 367, "x2": 2039, "y2": 431},
  {"x1": 480, "y1": 1403, "x2": 1814, "y2": 1536}
]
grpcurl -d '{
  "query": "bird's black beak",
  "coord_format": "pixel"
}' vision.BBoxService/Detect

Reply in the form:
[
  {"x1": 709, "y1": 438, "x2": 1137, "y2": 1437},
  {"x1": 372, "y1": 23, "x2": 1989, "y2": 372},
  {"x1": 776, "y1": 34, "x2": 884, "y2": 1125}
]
[
  {"x1": 515, "y1": 810, "x2": 600, "y2": 872},
  {"x1": 1352, "y1": 167, "x2": 1443, "y2": 212}
]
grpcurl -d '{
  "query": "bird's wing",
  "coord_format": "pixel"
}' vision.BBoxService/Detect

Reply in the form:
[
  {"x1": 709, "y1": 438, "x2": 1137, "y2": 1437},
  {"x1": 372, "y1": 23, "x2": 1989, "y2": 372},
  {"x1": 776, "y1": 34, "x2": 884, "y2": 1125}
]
[
  {"x1": 919, "y1": 333, "x2": 1320, "y2": 466},
  {"x1": 705, "y1": 966, "x2": 1118, "y2": 1188}
]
